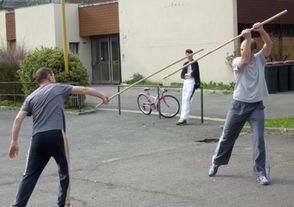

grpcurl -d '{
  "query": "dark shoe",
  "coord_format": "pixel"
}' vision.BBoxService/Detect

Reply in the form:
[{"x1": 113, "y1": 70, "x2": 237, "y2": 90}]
[
  {"x1": 257, "y1": 175, "x2": 271, "y2": 185},
  {"x1": 176, "y1": 118, "x2": 187, "y2": 125},
  {"x1": 208, "y1": 164, "x2": 219, "y2": 177}
]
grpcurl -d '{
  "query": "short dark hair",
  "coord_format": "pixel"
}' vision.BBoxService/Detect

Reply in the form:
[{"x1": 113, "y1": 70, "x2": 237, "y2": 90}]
[
  {"x1": 36, "y1": 67, "x2": 53, "y2": 84},
  {"x1": 185, "y1": 49, "x2": 193, "y2": 54},
  {"x1": 251, "y1": 39, "x2": 257, "y2": 50}
]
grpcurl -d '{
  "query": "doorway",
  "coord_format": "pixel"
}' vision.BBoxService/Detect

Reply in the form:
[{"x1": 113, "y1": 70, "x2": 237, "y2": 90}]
[{"x1": 91, "y1": 35, "x2": 121, "y2": 84}]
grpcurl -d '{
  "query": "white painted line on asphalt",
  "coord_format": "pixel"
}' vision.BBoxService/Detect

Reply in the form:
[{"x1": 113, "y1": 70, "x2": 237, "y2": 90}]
[
  {"x1": 100, "y1": 145, "x2": 188, "y2": 165},
  {"x1": 189, "y1": 115, "x2": 226, "y2": 122},
  {"x1": 101, "y1": 158, "x2": 120, "y2": 163},
  {"x1": 98, "y1": 108, "x2": 226, "y2": 122}
]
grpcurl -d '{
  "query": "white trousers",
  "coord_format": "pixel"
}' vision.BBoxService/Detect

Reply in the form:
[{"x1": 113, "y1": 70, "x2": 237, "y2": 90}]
[{"x1": 180, "y1": 79, "x2": 195, "y2": 120}]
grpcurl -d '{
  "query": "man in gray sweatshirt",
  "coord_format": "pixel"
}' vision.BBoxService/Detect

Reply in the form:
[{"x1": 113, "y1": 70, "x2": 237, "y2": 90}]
[
  {"x1": 208, "y1": 22, "x2": 273, "y2": 185},
  {"x1": 8, "y1": 67, "x2": 109, "y2": 206}
]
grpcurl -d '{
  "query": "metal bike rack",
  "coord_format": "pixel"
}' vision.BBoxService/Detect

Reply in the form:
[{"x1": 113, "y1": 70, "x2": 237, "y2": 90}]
[
  {"x1": 157, "y1": 86, "x2": 161, "y2": 119},
  {"x1": 200, "y1": 86, "x2": 204, "y2": 124}
]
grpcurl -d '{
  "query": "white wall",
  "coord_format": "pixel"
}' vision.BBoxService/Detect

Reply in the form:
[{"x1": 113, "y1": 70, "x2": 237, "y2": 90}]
[
  {"x1": 119, "y1": 0, "x2": 237, "y2": 84},
  {"x1": 53, "y1": 4, "x2": 80, "y2": 47},
  {"x1": 78, "y1": 37, "x2": 92, "y2": 80},
  {"x1": 0, "y1": 11, "x2": 7, "y2": 49},
  {"x1": 15, "y1": 4, "x2": 57, "y2": 49},
  {"x1": 14, "y1": 4, "x2": 92, "y2": 78}
]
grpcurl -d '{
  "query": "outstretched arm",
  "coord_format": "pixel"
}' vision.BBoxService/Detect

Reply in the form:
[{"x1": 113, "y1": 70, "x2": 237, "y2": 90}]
[
  {"x1": 9, "y1": 111, "x2": 28, "y2": 158},
  {"x1": 71, "y1": 86, "x2": 110, "y2": 104},
  {"x1": 252, "y1": 22, "x2": 273, "y2": 58}
]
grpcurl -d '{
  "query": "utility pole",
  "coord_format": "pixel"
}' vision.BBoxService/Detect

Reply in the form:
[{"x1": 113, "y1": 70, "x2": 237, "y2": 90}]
[{"x1": 61, "y1": 0, "x2": 69, "y2": 73}]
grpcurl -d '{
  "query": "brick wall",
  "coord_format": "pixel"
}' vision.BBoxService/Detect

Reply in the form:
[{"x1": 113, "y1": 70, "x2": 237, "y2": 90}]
[
  {"x1": 6, "y1": 12, "x2": 16, "y2": 41},
  {"x1": 79, "y1": 2, "x2": 119, "y2": 36}
]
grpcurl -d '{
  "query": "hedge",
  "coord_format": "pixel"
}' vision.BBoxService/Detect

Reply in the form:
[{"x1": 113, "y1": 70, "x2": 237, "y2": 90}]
[{"x1": 18, "y1": 47, "x2": 89, "y2": 96}]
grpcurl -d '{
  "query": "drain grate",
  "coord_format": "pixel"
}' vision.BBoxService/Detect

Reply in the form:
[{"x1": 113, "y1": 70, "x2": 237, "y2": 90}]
[{"x1": 196, "y1": 138, "x2": 219, "y2": 143}]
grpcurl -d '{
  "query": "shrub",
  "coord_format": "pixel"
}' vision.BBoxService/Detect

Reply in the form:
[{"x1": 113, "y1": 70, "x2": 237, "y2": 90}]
[
  {"x1": 124, "y1": 73, "x2": 162, "y2": 86},
  {"x1": 201, "y1": 81, "x2": 235, "y2": 90},
  {"x1": 225, "y1": 52, "x2": 237, "y2": 70},
  {"x1": 0, "y1": 44, "x2": 27, "y2": 69},
  {"x1": 0, "y1": 67, "x2": 24, "y2": 102},
  {"x1": 170, "y1": 82, "x2": 183, "y2": 88},
  {"x1": 0, "y1": 67, "x2": 18, "y2": 81},
  {"x1": 0, "y1": 45, "x2": 28, "y2": 101},
  {"x1": 124, "y1": 72, "x2": 144, "y2": 84},
  {"x1": 18, "y1": 47, "x2": 89, "y2": 96}
]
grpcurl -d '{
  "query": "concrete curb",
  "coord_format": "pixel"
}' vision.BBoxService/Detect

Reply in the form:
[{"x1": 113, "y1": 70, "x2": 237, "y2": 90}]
[
  {"x1": 242, "y1": 126, "x2": 294, "y2": 136},
  {"x1": 202, "y1": 89, "x2": 233, "y2": 95},
  {"x1": 219, "y1": 125, "x2": 294, "y2": 136},
  {"x1": 0, "y1": 106, "x2": 19, "y2": 111},
  {"x1": 0, "y1": 106, "x2": 84, "y2": 115},
  {"x1": 118, "y1": 85, "x2": 233, "y2": 95}
]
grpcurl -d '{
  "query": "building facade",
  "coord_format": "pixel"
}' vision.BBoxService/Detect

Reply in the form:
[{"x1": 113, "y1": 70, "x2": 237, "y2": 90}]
[
  {"x1": 0, "y1": 0, "x2": 293, "y2": 84},
  {"x1": 79, "y1": 1, "x2": 120, "y2": 84},
  {"x1": 0, "y1": 1, "x2": 119, "y2": 84}
]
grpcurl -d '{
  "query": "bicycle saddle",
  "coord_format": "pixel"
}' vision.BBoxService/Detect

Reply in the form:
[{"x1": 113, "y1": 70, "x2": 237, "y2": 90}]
[{"x1": 144, "y1": 87, "x2": 151, "y2": 91}]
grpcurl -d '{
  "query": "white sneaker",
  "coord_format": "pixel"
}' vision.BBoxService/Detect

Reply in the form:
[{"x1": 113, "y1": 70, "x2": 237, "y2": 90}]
[
  {"x1": 208, "y1": 164, "x2": 219, "y2": 177},
  {"x1": 257, "y1": 175, "x2": 271, "y2": 185}
]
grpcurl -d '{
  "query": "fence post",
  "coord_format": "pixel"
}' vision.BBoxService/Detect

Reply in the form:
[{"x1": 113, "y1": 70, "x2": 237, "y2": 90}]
[
  {"x1": 157, "y1": 86, "x2": 161, "y2": 119},
  {"x1": 13, "y1": 82, "x2": 16, "y2": 106},
  {"x1": 201, "y1": 86, "x2": 204, "y2": 123},
  {"x1": 78, "y1": 94, "x2": 82, "y2": 112},
  {"x1": 118, "y1": 85, "x2": 121, "y2": 115}
]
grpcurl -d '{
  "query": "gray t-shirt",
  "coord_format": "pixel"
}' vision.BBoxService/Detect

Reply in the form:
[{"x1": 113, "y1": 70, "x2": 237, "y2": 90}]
[
  {"x1": 232, "y1": 51, "x2": 269, "y2": 103},
  {"x1": 21, "y1": 83, "x2": 73, "y2": 136}
]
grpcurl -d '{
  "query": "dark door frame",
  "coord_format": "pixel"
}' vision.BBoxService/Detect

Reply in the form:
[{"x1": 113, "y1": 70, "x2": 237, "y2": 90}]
[{"x1": 91, "y1": 34, "x2": 121, "y2": 84}]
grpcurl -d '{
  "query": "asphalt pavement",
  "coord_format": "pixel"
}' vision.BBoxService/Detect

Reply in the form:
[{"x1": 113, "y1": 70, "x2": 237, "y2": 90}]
[
  {"x1": 0, "y1": 86, "x2": 294, "y2": 206},
  {"x1": 85, "y1": 85, "x2": 294, "y2": 120}
]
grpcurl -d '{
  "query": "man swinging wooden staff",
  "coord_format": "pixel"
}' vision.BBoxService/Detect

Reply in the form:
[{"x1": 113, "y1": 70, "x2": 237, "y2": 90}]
[
  {"x1": 208, "y1": 22, "x2": 273, "y2": 185},
  {"x1": 161, "y1": 10, "x2": 287, "y2": 185}
]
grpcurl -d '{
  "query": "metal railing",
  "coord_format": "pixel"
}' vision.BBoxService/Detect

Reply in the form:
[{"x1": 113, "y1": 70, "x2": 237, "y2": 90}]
[
  {"x1": 0, "y1": 81, "x2": 84, "y2": 109},
  {"x1": 1, "y1": 82, "x2": 204, "y2": 122},
  {"x1": 0, "y1": 82, "x2": 31, "y2": 106}
]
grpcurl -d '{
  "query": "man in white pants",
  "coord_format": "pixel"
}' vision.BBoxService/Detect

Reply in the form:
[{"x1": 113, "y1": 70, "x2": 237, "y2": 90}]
[{"x1": 177, "y1": 49, "x2": 200, "y2": 125}]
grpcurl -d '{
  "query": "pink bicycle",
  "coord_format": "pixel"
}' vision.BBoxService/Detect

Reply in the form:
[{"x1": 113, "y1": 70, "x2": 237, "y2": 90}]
[{"x1": 137, "y1": 87, "x2": 180, "y2": 118}]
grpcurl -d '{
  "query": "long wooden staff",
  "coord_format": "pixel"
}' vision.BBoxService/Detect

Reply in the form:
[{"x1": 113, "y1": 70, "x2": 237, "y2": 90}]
[
  {"x1": 162, "y1": 9, "x2": 288, "y2": 80},
  {"x1": 93, "y1": 48, "x2": 204, "y2": 108}
]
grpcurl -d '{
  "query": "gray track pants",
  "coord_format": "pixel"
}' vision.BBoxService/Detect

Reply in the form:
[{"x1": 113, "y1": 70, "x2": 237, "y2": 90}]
[{"x1": 212, "y1": 100, "x2": 270, "y2": 177}]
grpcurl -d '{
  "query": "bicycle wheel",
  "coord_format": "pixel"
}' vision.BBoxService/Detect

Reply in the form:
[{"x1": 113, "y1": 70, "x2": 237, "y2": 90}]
[
  {"x1": 159, "y1": 95, "x2": 180, "y2": 118},
  {"x1": 137, "y1": 94, "x2": 152, "y2": 115}
]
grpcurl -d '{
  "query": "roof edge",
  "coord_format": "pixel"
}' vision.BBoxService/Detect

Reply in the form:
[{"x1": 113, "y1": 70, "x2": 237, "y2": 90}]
[{"x1": 78, "y1": 0, "x2": 118, "y2": 8}]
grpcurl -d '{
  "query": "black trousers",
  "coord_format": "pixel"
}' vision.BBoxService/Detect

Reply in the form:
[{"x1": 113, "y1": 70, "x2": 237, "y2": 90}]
[{"x1": 12, "y1": 130, "x2": 70, "y2": 207}]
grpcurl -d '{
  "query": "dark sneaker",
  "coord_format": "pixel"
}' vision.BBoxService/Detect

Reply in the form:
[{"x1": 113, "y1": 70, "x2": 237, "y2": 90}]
[
  {"x1": 257, "y1": 175, "x2": 271, "y2": 185},
  {"x1": 208, "y1": 164, "x2": 219, "y2": 177},
  {"x1": 176, "y1": 118, "x2": 187, "y2": 125}
]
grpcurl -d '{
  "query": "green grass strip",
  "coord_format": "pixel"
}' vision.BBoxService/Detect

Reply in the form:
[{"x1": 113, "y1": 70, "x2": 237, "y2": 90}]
[{"x1": 265, "y1": 117, "x2": 294, "y2": 128}]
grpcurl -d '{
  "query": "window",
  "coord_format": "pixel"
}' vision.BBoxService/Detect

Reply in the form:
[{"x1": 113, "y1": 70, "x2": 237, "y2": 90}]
[{"x1": 69, "y1": 42, "x2": 79, "y2": 54}]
